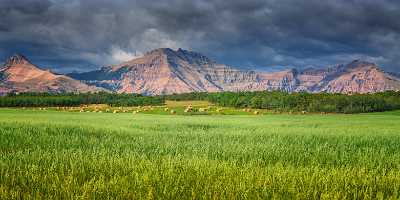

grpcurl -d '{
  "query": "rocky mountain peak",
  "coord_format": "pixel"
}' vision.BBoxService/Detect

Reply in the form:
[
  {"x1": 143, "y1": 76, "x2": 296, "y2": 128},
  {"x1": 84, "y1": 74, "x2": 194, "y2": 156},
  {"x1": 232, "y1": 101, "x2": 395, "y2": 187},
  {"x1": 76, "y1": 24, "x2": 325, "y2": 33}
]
[
  {"x1": 345, "y1": 59, "x2": 377, "y2": 70},
  {"x1": 143, "y1": 48, "x2": 214, "y2": 66},
  {"x1": 145, "y1": 48, "x2": 175, "y2": 56},
  {"x1": 5, "y1": 54, "x2": 31, "y2": 67}
]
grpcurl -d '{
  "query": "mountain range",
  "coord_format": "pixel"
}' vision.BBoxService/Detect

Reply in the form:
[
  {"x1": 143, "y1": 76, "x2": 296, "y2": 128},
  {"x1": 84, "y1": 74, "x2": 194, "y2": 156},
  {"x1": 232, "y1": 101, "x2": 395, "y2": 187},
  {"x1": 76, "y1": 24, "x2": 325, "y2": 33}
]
[
  {"x1": 1, "y1": 48, "x2": 400, "y2": 95},
  {"x1": 0, "y1": 54, "x2": 104, "y2": 94}
]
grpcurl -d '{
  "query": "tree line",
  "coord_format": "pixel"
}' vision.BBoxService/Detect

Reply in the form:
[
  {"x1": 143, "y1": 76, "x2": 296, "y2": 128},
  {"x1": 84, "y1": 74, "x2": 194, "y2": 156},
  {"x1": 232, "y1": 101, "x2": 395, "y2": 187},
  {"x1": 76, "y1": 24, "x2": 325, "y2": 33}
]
[
  {"x1": 164, "y1": 91, "x2": 400, "y2": 113},
  {"x1": 0, "y1": 92, "x2": 164, "y2": 107},
  {"x1": 1, "y1": 91, "x2": 400, "y2": 113}
]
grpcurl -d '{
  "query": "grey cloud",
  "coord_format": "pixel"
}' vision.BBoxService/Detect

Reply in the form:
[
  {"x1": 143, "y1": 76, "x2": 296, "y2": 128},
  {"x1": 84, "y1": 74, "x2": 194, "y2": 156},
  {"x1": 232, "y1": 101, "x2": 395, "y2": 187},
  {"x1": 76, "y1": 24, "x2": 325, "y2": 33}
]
[{"x1": 0, "y1": 0, "x2": 399, "y2": 73}]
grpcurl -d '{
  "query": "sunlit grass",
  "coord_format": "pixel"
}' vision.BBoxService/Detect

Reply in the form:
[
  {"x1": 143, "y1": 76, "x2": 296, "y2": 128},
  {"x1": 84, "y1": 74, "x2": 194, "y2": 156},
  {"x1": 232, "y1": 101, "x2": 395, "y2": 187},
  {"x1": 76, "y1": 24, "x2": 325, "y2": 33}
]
[{"x1": 1, "y1": 109, "x2": 400, "y2": 199}]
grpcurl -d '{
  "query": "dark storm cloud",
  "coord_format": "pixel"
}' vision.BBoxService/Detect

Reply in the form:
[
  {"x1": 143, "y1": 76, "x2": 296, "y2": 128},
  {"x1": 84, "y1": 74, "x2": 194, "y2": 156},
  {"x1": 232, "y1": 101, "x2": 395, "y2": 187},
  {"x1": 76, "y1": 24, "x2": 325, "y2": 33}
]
[{"x1": 0, "y1": 0, "x2": 399, "y2": 73}]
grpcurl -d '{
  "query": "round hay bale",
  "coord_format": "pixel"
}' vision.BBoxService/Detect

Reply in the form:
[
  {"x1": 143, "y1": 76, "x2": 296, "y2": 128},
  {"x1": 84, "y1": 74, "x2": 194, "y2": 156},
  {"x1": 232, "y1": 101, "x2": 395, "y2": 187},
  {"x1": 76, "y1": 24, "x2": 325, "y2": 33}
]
[
  {"x1": 113, "y1": 110, "x2": 118, "y2": 114},
  {"x1": 170, "y1": 110, "x2": 176, "y2": 114},
  {"x1": 254, "y1": 111, "x2": 259, "y2": 115},
  {"x1": 164, "y1": 108, "x2": 169, "y2": 111}
]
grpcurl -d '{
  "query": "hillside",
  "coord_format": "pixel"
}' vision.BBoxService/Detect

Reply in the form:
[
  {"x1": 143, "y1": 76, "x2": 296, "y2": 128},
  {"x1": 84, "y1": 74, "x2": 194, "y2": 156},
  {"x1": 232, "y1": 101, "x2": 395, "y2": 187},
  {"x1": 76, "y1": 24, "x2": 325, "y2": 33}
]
[
  {"x1": 69, "y1": 48, "x2": 400, "y2": 95},
  {"x1": 0, "y1": 54, "x2": 104, "y2": 95}
]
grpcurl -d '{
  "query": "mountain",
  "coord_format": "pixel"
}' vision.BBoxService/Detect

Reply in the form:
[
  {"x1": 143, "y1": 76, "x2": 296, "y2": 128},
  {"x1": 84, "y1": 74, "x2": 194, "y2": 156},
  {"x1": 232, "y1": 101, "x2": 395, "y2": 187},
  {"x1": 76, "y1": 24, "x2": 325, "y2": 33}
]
[
  {"x1": 68, "y1": 48, "x2": 304, "y2": 95},
  {"x1": 0, "y1": 54, "x2": 104, "y2": 94},
  {"x1": 296, "y1": 60, "x2": 400, "y2": 93},
  {"x1": 69, "y1": 48, "x2": 400, "y2": 95},
  {"x1": 2, "y1": 49, "x2": 398, "y2": 95}
]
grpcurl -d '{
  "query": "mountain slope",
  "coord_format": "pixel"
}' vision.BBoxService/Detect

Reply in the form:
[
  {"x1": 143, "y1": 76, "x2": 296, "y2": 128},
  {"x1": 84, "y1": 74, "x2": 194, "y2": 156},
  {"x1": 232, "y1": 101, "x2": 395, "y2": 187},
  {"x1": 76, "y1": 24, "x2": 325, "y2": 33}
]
[
  {"x1": 69, "y1": 48, "x2": 304, "y2": 95},
  {"x1": 296, "y1": 60, "x2": 400, "y2": 93},
  {"x1": 0, "y1": 54, "x2": 104, "y2": 94},
  {"x1": 68, "y1": 48, "x2": 400, "y2": 95}
]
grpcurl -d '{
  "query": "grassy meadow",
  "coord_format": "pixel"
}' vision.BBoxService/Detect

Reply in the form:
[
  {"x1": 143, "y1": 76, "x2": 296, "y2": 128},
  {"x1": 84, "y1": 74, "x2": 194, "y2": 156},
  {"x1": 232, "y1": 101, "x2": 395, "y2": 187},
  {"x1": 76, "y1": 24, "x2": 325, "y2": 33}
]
[{"x1": 1, "y1": 103, "x2": 400, "y2": 199}]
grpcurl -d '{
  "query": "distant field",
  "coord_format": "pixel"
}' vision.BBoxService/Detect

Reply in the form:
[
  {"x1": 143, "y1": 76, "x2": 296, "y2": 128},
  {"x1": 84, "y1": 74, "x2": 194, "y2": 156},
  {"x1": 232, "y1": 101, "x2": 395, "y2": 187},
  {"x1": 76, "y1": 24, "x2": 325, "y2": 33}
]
[
  {"x1": 1, "y1": 108, "x2": 400, "y2": 199},
  {"x1": 165, "y1": 100, "x2": 213, "y2": 107}
]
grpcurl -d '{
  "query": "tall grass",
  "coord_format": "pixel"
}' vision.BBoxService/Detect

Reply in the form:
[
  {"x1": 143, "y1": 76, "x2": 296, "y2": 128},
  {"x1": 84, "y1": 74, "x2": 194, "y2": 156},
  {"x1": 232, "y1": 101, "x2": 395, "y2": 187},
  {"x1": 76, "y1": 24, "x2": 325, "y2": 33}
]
[{"x1": 1, "y1": 109, "x2": 400, "y2": 199}]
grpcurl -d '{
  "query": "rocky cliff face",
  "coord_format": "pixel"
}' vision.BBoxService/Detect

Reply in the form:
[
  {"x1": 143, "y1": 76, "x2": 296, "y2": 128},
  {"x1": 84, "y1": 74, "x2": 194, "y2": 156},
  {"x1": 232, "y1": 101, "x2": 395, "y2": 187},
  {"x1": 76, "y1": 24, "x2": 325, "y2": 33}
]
[
  {"x1": 295, "y1": 60, "x2": 400, "y2": 93},
  {"x1": 69, "y1": 48, "x2": 301, "y2": 95},
  {"x1": 2, "y1": 49, "x2": 399, "y2": 95},
  {"x1": 70, "y1": 48, "x2": 400, "y2": 95},
  {"x1": 0, "y1": 54, "x2": 104, "y2": 94}
]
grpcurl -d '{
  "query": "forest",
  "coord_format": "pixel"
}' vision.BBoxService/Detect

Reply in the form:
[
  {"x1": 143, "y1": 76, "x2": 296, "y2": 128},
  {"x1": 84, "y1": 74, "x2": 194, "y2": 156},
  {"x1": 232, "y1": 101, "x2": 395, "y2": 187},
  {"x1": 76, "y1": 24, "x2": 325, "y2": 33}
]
[
  {"x1": 0, "y1": 92, "x2": 164, "y2": 107},
  {"x1": 1, "y1": 91, "x2": 399, "y2": 113},
  {"x1": 164, "y1": 91, "x2": 400, "y2": 113}
]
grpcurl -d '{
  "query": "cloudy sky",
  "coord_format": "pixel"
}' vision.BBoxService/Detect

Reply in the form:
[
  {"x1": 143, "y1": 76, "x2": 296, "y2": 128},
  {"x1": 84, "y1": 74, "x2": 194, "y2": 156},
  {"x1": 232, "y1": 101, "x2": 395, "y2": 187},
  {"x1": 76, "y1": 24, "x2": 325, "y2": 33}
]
[{"x1": 1, "y1": 0, "x2": 400, "y2": 73}]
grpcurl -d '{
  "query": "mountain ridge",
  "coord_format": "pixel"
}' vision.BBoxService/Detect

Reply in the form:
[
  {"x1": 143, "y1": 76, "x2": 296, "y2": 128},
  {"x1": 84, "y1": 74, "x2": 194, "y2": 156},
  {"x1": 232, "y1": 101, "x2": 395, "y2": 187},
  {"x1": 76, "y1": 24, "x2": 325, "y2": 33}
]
[
  {"x1": 69, "y1": 48, "x2": 400, "y2": 95},
  {"x1": 0, "y1": 54, "x2": 105, "y2": 95},
  {"x1": 1, "y1": 48, "x2": 399, "y2": 95}
]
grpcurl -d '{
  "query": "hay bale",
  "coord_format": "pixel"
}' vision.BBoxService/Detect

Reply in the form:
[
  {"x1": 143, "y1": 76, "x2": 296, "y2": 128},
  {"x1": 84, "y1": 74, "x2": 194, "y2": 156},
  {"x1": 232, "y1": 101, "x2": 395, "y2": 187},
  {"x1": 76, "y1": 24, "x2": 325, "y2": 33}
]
[
  {"x1": 184, "y1": 106, "x2": 193, "y2": 113},
  {"x1": 170, "y1": 110, "x2": 176, "y2": 114},
  {"x1": 301, "y1": 111, "x2": 307, "y2": 114},
  {"x1": 164, "y1": 108, "x2": 169, "y2": 112},
  {"x1": 113, "y1": 110, "x2": 118, "y2": 114},
  {"x1": 254, "y1": 110, "x2": 259, "y2": 115},
  {"x1": 184, "y1": 107, "x2": 193, "y2": 113}
]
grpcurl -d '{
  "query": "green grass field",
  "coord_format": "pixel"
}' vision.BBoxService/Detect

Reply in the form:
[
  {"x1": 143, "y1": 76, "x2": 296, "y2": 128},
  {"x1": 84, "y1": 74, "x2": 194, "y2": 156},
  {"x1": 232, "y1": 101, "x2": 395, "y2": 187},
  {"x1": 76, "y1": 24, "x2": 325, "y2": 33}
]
[{"x1": 1, "y1": 108, "x2": 400, "y2": 199}]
